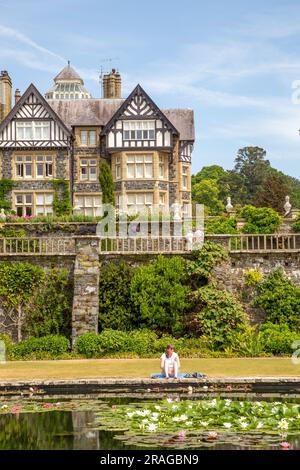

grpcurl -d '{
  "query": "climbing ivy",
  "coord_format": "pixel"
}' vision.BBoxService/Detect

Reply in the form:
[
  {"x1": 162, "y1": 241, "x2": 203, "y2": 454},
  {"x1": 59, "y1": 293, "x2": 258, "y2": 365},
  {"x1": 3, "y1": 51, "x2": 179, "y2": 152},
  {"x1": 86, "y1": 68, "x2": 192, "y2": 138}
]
[
  {"x1": 52, "y1": 179, "x2": 72, "y2": 216},
  {"x1": 0, "y1": 179, "x2": 14, "y2": 210}
]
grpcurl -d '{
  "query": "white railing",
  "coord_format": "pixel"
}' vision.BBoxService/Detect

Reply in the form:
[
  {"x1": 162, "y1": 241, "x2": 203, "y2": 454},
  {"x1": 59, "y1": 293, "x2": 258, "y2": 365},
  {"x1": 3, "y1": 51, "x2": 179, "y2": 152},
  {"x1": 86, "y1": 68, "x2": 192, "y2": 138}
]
[
  {"x1": 0, "y1": 237, "x2": 76, "y2": 255},
  {"x1": 98, "y1": 237, "x2": 187, "y2": 254},
  {"x1": 225, "y1": 234, "x2": 300, "y2": 252}
]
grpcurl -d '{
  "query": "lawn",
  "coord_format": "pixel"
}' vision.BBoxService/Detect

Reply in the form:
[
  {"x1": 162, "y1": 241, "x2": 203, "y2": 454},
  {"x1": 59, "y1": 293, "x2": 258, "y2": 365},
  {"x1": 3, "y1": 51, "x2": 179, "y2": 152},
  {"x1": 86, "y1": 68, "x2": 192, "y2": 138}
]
[{"x1": 0, "y1": 357, "x2": 299, "y2": 381}]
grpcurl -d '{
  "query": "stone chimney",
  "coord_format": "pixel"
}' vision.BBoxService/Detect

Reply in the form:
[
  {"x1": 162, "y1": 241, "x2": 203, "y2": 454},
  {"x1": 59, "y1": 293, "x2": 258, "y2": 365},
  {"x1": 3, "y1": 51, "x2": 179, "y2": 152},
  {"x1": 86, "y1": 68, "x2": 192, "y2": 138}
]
[
  {"x1": 102, "y1": 69, "x2": 121, "y2": 99},
  {"x1": 0, "y1": 70, "x2": 12, "y2": 121},
  {"x1": 14, "y1": 89, "x2": 21, "y2": 104}
]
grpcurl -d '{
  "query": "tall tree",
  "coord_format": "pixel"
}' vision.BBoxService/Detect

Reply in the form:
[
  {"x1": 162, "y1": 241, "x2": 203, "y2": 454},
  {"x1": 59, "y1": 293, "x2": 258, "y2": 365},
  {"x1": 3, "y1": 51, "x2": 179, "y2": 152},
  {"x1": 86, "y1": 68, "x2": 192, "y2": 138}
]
[
  {"x1": 192, "y1": 178, "x2": 224, "y2": 215},
  {"x1": 234, "y1": 146, "x2": 271, "y2": 202},
  {"x1": 255, "y1": 175, "x2": 289, "y2": 213}
]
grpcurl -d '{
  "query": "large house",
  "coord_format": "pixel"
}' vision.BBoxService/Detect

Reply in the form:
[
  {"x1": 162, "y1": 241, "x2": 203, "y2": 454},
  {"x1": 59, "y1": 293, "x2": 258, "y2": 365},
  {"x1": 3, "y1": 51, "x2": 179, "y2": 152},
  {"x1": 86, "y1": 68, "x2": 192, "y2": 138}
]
[{"x1": 0, "y1": 65, "x2": 194, "y2": 217}]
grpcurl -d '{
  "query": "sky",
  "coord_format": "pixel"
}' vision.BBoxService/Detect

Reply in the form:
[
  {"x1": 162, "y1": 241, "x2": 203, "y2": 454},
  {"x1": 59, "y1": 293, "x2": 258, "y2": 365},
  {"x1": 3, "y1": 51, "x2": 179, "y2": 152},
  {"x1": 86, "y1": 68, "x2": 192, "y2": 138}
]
[{"x1": 1, "y1": 0, "x2": 300, "y2": 178}]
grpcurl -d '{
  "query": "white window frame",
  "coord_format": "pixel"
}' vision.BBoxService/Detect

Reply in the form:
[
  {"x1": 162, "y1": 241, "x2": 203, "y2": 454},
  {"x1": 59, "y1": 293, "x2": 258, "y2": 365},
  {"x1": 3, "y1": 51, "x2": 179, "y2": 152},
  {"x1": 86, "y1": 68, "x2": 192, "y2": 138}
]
[
  {"x1": 15, "y1": 155, "x2": 53, "y2": 179},
  {"x1": 16, "y1": 121, "x2": 50, "y2": 141},
  {"x1": 74, "y1": 194, "x2": 102, "y2": 217},
  {"x1": 35, "y1": 193, "x2": 54, "y2": 216},
  {"x1": 123, "y1": 121, "x2": 155, "y2": 140},
  {"x1": 15, "y1": 193, "x2": 33, "y2": 217},
  {"x1": 159, "y1": 155, "x2": 165, "y2": 179},
  {"x1": 182, "y1": 165, "x2": 188, "y2": 190},
  {"x1": 127, "y1": 154, "x2": 153, "y2": 179},
  {"x1": 127, "y1": 192, "x2": 154, "y2": 213},
  {"x1": 80, "y1": 130, "x2": 97, "y2": 146},
  {"x1": 79, "y1": 158, "x2": 97, "y2": 181},
  {"x1": 115, "y1": 156, "x2": 121, "y2": 180}
]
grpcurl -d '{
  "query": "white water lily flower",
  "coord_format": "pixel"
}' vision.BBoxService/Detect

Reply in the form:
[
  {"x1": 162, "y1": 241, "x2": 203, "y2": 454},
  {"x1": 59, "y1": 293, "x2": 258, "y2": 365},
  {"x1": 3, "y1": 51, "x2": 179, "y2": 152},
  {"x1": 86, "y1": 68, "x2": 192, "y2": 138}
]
[
  {"x1": 172, "y1": 417, "x2": 181, "y2": 422},
  {"x1": 254, "y1": 402, "x2": 263, "y2": 407},
  {"x1": 225, "y1": 399, "x2": 232, "y2": 406},
  {"x1": 188, "y1": 405, "x2": 193, "y2": 409},
  {"x1": 179, "y1": 414, "x2": 188, "y2": 421},
  {"x1": 154, "y1": 405, "x2": 161, "y2": 410},
  {"x1": 137, "y1": 409, "x2": 151, "y2": 417},
  {"x1": 172, "y1": 405, "x2": 178, "y2": 410},
  {"x1": 256, "y1": 422, "x2": 264, "y2": 429},
  {"x1": 146, "y1": 423, "x2": 157, "y2": 432},
  {"x1": 278, "y1": 419, "x2": 289, "y2": 430},
  {"x1": 186, "y1": 421, "x2": 193, "y2": 426},
  {"x1": 240, "y1": 422, "x2": 249, "y2": 429},
  {"x1": 209, "y1": 399, "x2": 217, "y2": 407},
  {"x1": 238, "y1": 417, "x2": 247, "y2": 422},
  {"x1": 127, "y1": 412, "x2": 134, "y2": 418},
  {"x1": 167, "y1": 398, "x2": 173, "y2": 403},
  {"x1": 200, "y1": 421, "x2": 209, "y2": 427},
  {"x1": 223, "y1": 422, "x2": 232, "y2": 428},
  {"x1": 1, "y1": 405, "x2": 8, "y2": 409}
]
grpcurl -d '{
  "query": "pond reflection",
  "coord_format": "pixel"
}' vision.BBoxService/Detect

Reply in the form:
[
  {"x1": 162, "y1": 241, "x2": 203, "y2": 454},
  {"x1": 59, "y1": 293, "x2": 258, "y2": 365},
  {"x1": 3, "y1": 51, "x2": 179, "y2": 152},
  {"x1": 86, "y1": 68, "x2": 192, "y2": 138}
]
[{"x1": 0, "y1": 398, "x2": 300, "y2": 450}]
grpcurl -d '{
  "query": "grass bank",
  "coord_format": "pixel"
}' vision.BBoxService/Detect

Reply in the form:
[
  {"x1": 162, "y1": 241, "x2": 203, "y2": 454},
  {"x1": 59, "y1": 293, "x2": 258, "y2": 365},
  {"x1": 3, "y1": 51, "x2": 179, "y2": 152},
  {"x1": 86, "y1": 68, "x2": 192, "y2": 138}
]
[{"x1": 0, "y1": 357, "x2": 299, "y2": 381}]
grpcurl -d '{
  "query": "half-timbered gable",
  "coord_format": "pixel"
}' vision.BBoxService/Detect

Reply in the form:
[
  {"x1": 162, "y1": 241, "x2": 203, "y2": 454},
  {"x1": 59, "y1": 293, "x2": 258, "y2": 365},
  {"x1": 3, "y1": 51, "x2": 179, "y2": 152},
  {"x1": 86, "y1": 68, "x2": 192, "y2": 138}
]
[
  {"x1": 101, "y1": 85, "x2": 179, "y2": 151},
  {"x1": 0, "y1": 84, "x2": 71, "y2": 149}
]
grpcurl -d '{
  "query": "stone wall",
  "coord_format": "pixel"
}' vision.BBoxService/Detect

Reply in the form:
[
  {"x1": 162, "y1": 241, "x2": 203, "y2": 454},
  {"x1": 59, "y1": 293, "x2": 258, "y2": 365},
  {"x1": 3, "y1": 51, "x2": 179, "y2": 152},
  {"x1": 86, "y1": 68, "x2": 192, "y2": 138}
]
[{"x1": 72, "y1": 237, "x2": 99, "y2": 345}]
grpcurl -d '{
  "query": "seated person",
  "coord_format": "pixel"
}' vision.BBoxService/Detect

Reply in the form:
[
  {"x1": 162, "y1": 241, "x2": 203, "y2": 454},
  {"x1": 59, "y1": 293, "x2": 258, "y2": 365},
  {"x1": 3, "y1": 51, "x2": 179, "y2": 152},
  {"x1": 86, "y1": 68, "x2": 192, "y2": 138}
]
[{"x1": 160, "y1": 344, "x2": 180, "y2": 379}]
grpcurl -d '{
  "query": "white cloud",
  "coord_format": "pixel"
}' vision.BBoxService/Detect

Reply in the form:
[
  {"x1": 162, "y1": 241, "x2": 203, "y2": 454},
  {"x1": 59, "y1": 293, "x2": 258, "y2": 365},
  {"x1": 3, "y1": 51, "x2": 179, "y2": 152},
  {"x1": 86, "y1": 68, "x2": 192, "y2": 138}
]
[{"x1": 0, "y1": 24, "x2": 65, "y2": 62}]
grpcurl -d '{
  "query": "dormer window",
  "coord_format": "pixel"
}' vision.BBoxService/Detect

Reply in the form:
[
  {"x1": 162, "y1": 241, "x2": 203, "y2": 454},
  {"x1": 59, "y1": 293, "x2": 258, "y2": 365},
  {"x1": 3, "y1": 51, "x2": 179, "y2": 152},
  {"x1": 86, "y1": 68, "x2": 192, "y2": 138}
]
[{"x1": 16, "y1": 121, "x2": 50, "y2": 140}]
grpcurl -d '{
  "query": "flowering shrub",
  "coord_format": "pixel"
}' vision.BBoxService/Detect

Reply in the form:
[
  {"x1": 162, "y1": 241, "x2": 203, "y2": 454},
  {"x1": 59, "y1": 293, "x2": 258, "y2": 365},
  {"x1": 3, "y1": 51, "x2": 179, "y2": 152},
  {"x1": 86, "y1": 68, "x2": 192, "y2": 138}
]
[{"x1": 240, "y1": 205, "x2": 281, "y2": 234}]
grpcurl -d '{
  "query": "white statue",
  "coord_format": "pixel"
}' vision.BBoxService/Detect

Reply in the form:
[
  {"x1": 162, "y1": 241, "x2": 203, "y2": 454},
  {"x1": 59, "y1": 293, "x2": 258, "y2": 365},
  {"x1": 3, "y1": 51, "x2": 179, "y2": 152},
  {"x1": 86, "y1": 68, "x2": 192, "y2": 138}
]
[
  {"x1": 226, "y1": 197, "x2": 233, "y2": 213},
  {"x1": 185, "y1": 230, "x2": 194, "y2": 251},
  {"x1": 0, "y1": 208, "x2": 6, "y2": 222},
  {"x1": 284, "y1": 195, "x2": 292, "y2": 217},
  {"x1": 173, "y1": 202, "x2": 182, "y2": 221}
]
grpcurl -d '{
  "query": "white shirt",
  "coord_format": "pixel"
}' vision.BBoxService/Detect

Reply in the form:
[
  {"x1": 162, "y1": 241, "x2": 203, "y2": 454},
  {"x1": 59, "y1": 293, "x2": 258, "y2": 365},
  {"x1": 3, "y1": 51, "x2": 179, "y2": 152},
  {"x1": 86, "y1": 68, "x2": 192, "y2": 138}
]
[{"x1": 161, "y1": 352, "x2": 179, "y2": 370}]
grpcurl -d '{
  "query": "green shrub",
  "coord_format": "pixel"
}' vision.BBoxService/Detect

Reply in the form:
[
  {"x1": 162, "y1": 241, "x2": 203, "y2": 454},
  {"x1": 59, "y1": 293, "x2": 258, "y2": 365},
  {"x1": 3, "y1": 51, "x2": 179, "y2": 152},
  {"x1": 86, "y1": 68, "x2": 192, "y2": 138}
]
[
  {"x1": 205, "y1": 216, "x2": 238, "y2": 235},
  {"x1": 254, "y1": 269, "x2": 300, "y2": 330},
  {"x1": 240, "y1": 205, "x2": 281, "y2": 234},
  {"x1": 131, "y1": 255, "x2": 191, "y2": 335},
  {"x1": 244, "y1": 269, "x2": 263, "y2": 286},
  {"x1": 186, "y1": 241, "x2": 229, "y2": 285},
  {"x1": 74, "y1": 332, "x2": 101, "y2": 358},
  {"x1": 9, "y1": 335, "x2": 70, "y2": 359},
  {"x1": 226, "y1": 326, "x2": 266, "y2": 357},
  {"x1": 125, "y1": 329, "x2": 158, "y2": 357},
  {"x1": 99, "y1": 262, "x2": 137, "y2": 331},
  {"x1": 188, "y1": 284, "x2": 248, "y2": 349},
  {"x1": 292, "y1": 214, "x2": 300, "y2": 232},
  {"x1": 24, "y1": 268, "x2": 73, "y2": 338},
  {"x1": 259, "y1": 322, "x2": 300, "y2": 355}
]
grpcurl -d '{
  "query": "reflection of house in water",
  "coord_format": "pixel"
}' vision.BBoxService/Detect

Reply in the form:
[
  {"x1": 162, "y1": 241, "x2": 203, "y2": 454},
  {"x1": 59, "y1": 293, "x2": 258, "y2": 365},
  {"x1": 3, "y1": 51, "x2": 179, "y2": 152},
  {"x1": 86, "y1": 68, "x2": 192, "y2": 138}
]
[{"x1": 71, "y1": 411, "x2": 99, "y2": 449}]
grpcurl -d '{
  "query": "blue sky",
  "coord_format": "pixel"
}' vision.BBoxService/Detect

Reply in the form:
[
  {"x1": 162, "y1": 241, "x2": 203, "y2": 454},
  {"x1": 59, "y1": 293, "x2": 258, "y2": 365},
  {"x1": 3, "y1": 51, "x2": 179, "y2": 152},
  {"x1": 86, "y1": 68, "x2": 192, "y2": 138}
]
[{"x1": 1, "y1": 0, "x2": 300, "y2": 177}]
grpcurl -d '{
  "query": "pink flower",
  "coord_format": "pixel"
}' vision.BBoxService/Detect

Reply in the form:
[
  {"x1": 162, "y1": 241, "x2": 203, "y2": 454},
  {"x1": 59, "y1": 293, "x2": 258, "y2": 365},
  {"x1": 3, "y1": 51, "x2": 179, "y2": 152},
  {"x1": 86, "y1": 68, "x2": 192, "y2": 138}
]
[
  {"x1": 207, "y1": 431, "x2": 218, "y2": 440},
  {"x1": 43, "y1": 403, "x2": 52, "y2": 409},
  {"x1": 11, "y1": 405, "x2": 22, "y2": 414},
  {"x1": 280, "y1": 442, "x2": 291, "y2": 450},
  {"x1": 178, "y1": 431, "x2": 186, "y2": 441}
]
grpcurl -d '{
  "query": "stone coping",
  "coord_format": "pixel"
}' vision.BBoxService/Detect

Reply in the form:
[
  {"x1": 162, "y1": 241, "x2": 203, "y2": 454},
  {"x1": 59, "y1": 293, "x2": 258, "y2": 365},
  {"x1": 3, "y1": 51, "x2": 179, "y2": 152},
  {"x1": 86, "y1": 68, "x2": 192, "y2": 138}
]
[{"x1": 0, "y1": 376, "x2": 300, "y2": 387}]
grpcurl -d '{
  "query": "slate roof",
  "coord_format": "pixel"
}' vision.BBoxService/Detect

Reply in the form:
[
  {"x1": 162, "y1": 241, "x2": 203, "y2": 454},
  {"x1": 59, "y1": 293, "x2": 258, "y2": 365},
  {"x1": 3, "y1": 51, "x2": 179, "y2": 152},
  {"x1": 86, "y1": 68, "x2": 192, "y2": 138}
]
[
  {"x1": 47, "y1": 99, "x2": 195, "y2": 141},
  {"x1": 54, "y1": 65, "x2": 83, "y2": 83}
]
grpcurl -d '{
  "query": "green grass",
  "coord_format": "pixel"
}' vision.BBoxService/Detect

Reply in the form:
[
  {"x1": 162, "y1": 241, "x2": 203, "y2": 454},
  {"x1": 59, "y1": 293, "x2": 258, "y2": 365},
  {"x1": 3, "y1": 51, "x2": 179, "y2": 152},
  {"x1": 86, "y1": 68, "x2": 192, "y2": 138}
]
[{"x1": 0, "y1": 357, "x2": 299, "y2": 380}]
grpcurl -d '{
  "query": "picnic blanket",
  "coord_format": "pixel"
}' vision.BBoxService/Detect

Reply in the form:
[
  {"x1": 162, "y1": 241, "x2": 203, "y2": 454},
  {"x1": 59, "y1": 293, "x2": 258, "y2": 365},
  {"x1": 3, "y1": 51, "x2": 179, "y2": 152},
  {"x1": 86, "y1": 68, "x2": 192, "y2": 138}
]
[{"x1": 151, "y1": 372, "x2": 206, "y2": 379}]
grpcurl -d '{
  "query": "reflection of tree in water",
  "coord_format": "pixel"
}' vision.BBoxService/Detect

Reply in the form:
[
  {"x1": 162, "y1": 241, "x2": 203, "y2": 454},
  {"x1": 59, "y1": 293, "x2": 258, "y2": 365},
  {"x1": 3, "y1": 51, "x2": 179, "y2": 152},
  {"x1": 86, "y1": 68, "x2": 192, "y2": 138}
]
[{"x1": 0, "y1": 412, "x2": 73, "y2": 450}]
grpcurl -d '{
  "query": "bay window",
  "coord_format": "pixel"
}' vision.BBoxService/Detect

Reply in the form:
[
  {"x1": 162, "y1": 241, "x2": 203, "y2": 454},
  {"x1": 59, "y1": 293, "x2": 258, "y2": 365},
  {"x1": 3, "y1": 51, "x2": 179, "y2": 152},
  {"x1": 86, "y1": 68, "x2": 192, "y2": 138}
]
[
  {"x1": 127, "y1": 192, "x2": 153, "y2": 213},
  {"x1": 127, "y1": 155, "x2": 153, "y2": 179},
  {"x1": 74, "y1": 194, "x2": 102, "y2": 217}
]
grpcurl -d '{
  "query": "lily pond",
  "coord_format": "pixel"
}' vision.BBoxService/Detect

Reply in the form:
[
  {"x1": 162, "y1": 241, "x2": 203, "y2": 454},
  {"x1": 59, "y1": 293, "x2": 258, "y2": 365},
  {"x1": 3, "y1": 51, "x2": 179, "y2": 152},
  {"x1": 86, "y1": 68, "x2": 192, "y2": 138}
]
[{"x1": 1, "y1": 396, "x2": 300, "y2": 450}]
